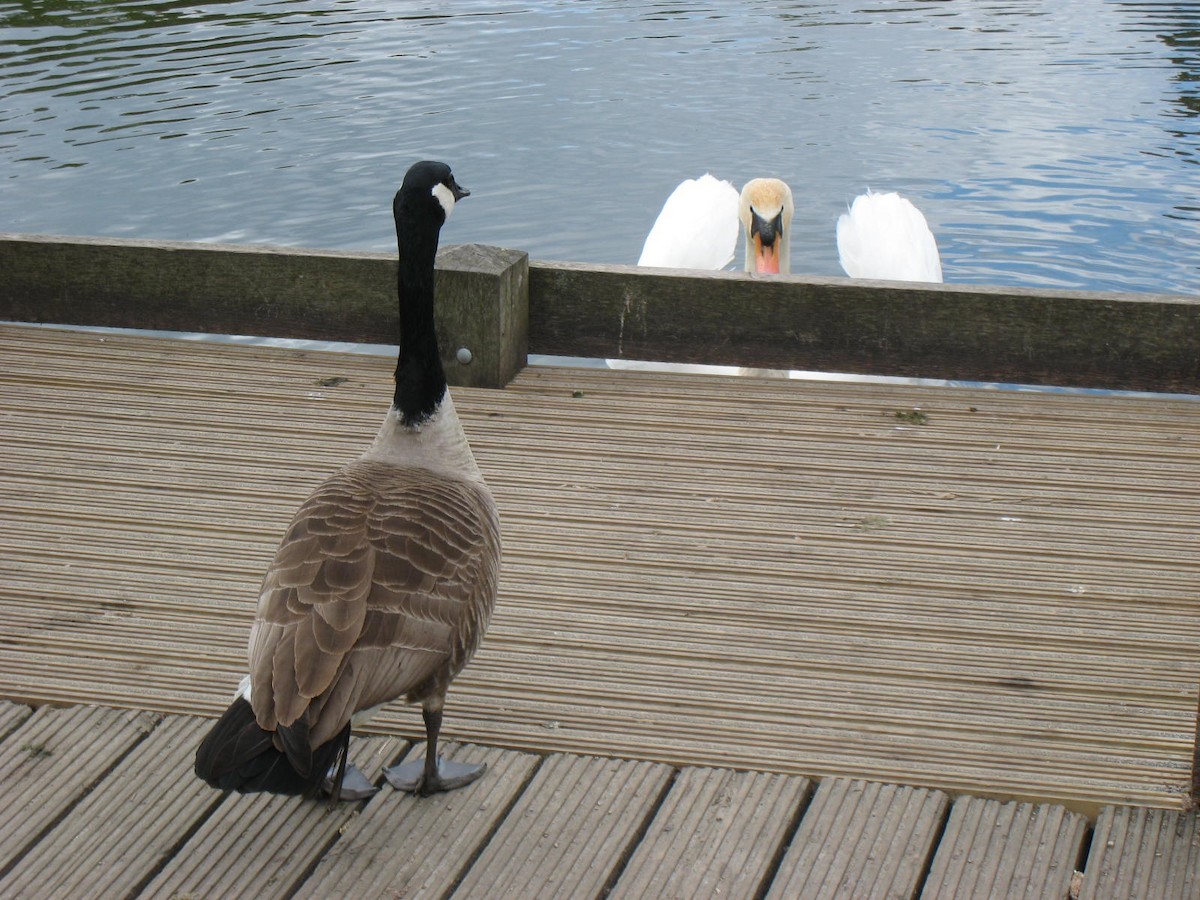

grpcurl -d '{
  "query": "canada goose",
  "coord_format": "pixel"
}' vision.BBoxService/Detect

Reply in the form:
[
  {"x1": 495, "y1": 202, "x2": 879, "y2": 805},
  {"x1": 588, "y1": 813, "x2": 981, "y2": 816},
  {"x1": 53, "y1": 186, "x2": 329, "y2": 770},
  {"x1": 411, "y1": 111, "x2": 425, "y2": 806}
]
[
  {"x1": 836, "y1": 190, "x2": 943, "y2": 283},
  {"x1": 194, "y1": 160, "x2": 500, "y2": 802},
  {"x1": 637, "y1": 175, "x2": 794, "y2": 274}
]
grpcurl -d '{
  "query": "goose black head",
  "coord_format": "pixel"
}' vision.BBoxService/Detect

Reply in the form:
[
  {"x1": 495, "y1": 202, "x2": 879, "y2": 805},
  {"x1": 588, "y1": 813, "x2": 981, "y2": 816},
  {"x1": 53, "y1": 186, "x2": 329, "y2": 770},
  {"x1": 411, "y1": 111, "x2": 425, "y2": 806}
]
[{"x1": 394, "y1": 160, "x2": 470, "y2": 232}]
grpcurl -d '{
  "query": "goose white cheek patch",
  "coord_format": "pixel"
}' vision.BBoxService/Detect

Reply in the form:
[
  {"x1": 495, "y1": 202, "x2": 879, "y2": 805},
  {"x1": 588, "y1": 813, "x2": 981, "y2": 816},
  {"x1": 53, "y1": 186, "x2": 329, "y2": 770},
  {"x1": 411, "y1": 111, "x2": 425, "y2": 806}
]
[{"x1": 432, "y1": 182, "x2": 456, "y2": 218}]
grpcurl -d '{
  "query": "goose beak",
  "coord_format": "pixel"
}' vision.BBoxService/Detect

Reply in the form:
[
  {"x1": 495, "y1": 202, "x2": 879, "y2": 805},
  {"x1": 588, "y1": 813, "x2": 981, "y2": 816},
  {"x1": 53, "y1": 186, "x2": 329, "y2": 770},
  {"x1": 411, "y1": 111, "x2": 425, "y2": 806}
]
[
  {"x1": 750, "y1": 211, "x2": 783, "y2": 274},
  {"x1": 449, "y1": 178, "x2": 470, "y2": 202}
]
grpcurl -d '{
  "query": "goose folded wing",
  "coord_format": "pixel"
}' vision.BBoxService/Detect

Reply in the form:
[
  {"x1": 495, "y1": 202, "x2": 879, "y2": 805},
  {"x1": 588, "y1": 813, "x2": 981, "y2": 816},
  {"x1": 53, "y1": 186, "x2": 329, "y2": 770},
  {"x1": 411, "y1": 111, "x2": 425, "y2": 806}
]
[{"x1": 247, "y1": 467, "x2": 497, "y2": 747}]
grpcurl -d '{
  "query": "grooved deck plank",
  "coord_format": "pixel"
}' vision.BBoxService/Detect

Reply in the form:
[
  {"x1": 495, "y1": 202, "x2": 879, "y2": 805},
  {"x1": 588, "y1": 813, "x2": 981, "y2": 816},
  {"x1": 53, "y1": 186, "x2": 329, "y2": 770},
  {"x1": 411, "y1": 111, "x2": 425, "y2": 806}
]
[
  {"x1": 611, "y1": 766, "x2": 810, "y2": 899},
  {"x1": 920, "y1": 796, "x2": 1087, "y2": 899},
  {"x1": 1080, "y1": 806, "x2": 1200, "y2": 900},
  {"x1": 450, "y1": 754, "x2": 673, "y2": 898},
  {"x1": 1, "y1": 324, "x2": 1199, "y2": 810},
  {"x1": 141, "y1": 733, "x2": 406, "y2": 900},
  {"x1": 294, "y1": 742, "x2": 540, "y2": 900},
  {"x1": 0, "y1": 704, "x2": 158, "y2": 874},
  {"x1": 0, "y1": 715, "x2": 215, "y2": 898},
  {"x1": 0, "y1": 701, "x2": 31, "y2": 741},
  {"x1": 767, "y1": 778, "x2": 949, "y2": 900}
]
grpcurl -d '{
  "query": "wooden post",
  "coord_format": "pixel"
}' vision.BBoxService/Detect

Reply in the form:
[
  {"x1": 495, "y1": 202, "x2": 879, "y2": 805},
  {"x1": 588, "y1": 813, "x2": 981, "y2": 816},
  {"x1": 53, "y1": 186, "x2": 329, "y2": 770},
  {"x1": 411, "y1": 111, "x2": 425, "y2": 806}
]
[{"x1": 435, "y1": 243, "x2": 529, "y2": 389}]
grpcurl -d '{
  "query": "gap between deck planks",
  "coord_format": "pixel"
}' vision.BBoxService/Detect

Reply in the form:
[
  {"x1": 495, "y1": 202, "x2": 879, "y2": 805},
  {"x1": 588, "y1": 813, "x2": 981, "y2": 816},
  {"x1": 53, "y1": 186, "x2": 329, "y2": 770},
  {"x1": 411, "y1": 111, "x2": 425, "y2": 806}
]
[{"x1": 0, "y1": 323, "x2": 1199, "y2": 817}]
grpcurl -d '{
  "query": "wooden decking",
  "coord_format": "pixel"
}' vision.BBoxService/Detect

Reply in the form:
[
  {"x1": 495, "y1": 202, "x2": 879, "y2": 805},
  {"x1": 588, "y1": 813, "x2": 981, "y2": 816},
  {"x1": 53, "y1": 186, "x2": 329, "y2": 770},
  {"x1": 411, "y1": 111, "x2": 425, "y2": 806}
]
[
  {"x1": 1, "y1": 701, "x2": 1198, "y2": 898},
  {"x1": 2, "y1": 322, "x2": 1200, "y2": 896}
]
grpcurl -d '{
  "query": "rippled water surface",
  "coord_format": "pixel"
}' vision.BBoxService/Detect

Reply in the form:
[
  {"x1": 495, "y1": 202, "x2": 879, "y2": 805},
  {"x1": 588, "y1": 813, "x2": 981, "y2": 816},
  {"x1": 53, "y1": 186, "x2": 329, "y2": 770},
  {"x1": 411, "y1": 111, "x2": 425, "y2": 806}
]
[{"x1": 2, "y1": 1, "x2": 1198, "y2": 293}]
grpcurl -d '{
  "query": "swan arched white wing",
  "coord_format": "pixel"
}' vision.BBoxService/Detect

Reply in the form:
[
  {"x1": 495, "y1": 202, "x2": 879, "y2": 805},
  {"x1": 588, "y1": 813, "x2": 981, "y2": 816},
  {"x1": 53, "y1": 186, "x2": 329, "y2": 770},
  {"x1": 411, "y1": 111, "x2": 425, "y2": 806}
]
[
  {"x1": 638, "y1": 174, "x2": 740, "y2": 270},
  {"x1": 836, "y1": 190, "x2": 942, "y2": 283}
]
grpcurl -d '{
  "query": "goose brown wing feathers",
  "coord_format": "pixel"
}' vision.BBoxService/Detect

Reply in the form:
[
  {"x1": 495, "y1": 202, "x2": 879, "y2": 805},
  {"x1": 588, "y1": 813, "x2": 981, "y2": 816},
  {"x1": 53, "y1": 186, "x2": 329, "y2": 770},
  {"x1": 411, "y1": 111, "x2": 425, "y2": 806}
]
[{"x1": 248, "y1": 459, "x2": 500, "y2": 749}]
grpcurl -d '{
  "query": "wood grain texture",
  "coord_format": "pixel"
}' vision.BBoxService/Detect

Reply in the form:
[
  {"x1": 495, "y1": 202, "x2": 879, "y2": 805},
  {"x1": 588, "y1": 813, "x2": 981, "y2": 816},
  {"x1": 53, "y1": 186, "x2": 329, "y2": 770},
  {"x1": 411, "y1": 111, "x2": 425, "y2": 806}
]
[
  {"x1": 0, "y1": 716, "x2": 215, "y2": 899},
  {"x1": 0, "y1": 324, "x2": 1198, "y2": 811},
  {"x1": 2, "y1": 234, "x2": 1197, "y2": 391},
  {"x1": 0, "y1": 705, "x2": 159, "y2": 872},
  {"x1": 529, "y1": 259, "x2": 1200, "y2": 391},
  {"x1": 611, "y1": 767, "x2": 810, "y2": 899},
  {"x1": 450, "y1": 753, "x2": 672, "y2": 899},
  {"x1": 144, "y1": 731, "x2": 406, "y2": 900},
  {"x1": 1081, "y1": 806, "x2": 1200, "y2": 900},
  {"x1": 295, "y1": 741, "x2": 540, "y2": 900},
  {"x1": 921, "y1": 796, "x2": 1088, "y2": 899},
  {"x1": 767, "y1": 778, "x2": 948, "y2": 900},
  {"x1": 0, "y1": 234, "x2": 529, "y2": 388},
  {"x1": 4, "y1": 702, "x2": 1200, "y2": 899}
]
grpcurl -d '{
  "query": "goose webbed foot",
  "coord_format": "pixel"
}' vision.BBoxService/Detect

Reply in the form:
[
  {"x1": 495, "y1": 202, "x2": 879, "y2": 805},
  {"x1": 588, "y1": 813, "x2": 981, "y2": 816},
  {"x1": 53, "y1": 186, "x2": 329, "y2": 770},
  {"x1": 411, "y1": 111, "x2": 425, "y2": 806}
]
[
  {"x1": 322, "y1": 763, "x2": 378, "y2": 801},
  {"x1": 384, "y1": 703, "x2": 485, "y2": 795},
  {"x1": 383, "y1": 756, "x2": 487, "y2": 795}
]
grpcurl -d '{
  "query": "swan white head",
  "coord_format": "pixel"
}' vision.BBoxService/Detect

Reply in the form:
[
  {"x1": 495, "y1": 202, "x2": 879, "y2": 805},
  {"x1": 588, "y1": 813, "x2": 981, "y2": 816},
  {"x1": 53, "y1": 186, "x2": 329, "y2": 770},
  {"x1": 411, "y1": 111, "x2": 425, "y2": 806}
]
[{"x1": 739, "y1": 178, "x2": 794, "y2": 274}]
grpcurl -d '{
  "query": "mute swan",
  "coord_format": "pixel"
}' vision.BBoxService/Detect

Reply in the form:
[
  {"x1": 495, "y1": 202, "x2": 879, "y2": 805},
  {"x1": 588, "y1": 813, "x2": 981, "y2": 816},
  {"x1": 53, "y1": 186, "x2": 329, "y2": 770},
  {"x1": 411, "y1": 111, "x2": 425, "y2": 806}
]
[
  {"x1": 638, "y1": 175, "x2": 794, "y2": 274},
  {"x1": 641, "y1": 177, "x2": 940, "y2": 283},
  {"x1": 739, "y1": 178, "x2": 795, "y2": 274},
  {"x1": 195, "y1": 161, "x2": 500, "y2": 802}
]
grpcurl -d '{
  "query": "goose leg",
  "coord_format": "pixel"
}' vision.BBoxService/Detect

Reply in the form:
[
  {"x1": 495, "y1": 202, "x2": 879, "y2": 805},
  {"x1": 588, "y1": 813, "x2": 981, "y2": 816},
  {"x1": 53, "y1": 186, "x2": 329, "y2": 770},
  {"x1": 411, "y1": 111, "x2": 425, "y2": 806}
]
[
  {"x1": 321, "y1": 729, "x2": 379, "y2": 802},
  {"x1": 383, "y1": 704, "x2": 486, "y2": 795},
  {"x1": 324, "y1": 737, "x2": 350, "y2": 806}
]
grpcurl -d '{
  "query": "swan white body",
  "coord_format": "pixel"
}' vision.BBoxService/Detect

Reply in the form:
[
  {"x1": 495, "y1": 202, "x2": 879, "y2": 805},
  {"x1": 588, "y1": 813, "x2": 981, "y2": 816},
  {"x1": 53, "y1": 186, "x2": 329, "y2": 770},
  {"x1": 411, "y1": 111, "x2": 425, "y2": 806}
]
[
  {"x1": 638, "y1": 174, "x2": 740, "y2": 270},
  {"x1": 836, "y1": 190, "x2": 942, "y2": 283}
]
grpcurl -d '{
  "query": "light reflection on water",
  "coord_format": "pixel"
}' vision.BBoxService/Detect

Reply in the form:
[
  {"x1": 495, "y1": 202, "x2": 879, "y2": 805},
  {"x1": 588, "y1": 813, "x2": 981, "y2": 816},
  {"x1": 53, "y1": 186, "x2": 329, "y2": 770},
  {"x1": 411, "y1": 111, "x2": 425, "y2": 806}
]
[{"x1": 1, "y1": 1, "x2": 1198, "y2": 294}]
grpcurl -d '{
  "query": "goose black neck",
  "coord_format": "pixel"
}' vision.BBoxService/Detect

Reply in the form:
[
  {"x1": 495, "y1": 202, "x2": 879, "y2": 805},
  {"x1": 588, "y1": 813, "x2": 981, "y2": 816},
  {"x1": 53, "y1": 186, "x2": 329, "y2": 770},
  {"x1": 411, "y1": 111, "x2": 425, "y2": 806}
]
[{"x1": 393, "y1": 208, "x2": 447, "y2": 426}]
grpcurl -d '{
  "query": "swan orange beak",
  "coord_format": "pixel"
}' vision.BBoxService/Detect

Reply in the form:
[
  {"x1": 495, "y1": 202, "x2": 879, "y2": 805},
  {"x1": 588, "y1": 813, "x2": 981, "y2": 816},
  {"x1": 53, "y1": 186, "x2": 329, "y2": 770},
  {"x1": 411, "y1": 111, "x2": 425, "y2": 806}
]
[
  {"x1": 752, "y1": 233, "x2": 782, "y2": 274},
  {"x1": 749, "y1": 211, "x2": 784, "y2": 274}
]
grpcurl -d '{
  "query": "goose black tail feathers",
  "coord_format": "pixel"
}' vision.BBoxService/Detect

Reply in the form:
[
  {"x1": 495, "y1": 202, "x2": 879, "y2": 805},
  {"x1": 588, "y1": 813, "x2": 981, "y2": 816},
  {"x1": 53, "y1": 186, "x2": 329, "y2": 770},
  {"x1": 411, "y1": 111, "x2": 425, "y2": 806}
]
[{"x1": 194, "y1": 697, "x2": 349, "y2": 797}]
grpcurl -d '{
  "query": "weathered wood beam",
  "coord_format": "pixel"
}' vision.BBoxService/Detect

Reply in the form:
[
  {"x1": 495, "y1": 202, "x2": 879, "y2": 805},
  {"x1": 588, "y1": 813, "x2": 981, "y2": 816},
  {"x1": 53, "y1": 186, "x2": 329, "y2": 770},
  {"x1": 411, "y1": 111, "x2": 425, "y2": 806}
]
[
  {"x1": 530, "y1": 260, "x2": 1200, "y2": 393},
  {"x1": 0, "y1": 234, "x2": 529, "y2": 389},
  {"x1": 3, "y1": 234, "x2": 1197, "y2": 392}
]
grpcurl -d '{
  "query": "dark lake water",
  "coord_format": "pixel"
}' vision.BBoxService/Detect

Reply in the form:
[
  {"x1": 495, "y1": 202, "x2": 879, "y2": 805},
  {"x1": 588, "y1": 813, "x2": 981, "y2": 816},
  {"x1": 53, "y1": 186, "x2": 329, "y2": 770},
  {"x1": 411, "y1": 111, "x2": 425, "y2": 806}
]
[{"x1": 3, "y1": 1, "x2": 1199, "y2": 294}]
